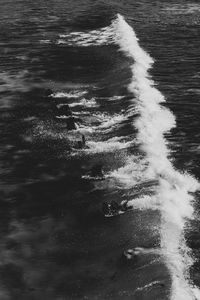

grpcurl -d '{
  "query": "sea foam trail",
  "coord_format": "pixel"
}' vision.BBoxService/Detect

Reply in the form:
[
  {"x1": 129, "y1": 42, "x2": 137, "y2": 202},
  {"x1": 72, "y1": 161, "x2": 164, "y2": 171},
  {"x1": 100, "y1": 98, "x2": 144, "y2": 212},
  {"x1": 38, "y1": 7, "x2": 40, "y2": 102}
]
[{"x1": 113, "y1": 14, "x2": 200, "y2": 300}]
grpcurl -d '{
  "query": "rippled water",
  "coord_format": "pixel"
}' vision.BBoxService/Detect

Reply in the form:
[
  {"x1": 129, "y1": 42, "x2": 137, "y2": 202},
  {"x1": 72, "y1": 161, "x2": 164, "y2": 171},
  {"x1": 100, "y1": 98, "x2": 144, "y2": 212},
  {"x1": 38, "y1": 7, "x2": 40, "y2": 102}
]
[{"x1": 1, "y1": 1, "x2": 200, "y2": 299}]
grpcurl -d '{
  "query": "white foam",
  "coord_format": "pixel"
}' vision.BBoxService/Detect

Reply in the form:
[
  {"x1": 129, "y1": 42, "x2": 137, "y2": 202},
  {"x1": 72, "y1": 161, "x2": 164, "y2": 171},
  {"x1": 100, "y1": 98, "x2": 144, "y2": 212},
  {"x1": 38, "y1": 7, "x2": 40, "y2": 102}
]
[
  {"x1": 110, "y1": 156, "x2": 147, "y2": 187},
  {"x1": 113, "y1": 14, "x2": 200, "y2": 299},
  {"x1": 127, "y1": 195, "x2": 159, "y2": 211},
  {"x1": 85, "y1": 138, "x2": 132, "y2": 153},
  {"x1": 69, "y1": 98, "x2": 98, "y2": 108},
  {"x1": 51, "y1": 90, "x2": 87, "y2": 99},
  {"x1": 75, "y1": 125, "x2": 94, "y2": 134},
  {"x1": 73, "y1": 111, "x2": 90, "y2": 116},
  {"x1": 136, "y1": 280, "x2": 162, "y2": 292},
  {"x1": 106, "y1": 95, "x2": 126, "y2": 101},
  {"x1": 97, "y1": 113, "x2": 126, "y2": 130},
  {"x1": 40, "y1": 39, "x2": 51, "y2": 44},
  {"x1": 58, "y1": 25, "x2": 115, "y2": 47},
  {"x1": 75, "y1": 112, "x2": 127, "y2": 135},
  {"x1": 56, "y1": 39, "x2": 67, "y2": 45}
]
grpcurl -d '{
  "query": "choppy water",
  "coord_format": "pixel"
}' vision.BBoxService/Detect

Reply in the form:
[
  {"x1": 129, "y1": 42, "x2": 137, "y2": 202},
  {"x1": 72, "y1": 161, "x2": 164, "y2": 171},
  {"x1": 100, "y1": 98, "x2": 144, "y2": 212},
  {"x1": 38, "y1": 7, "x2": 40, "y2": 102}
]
[{"x1": 1, "y1": 1, "x2": 200, "y2": 299}]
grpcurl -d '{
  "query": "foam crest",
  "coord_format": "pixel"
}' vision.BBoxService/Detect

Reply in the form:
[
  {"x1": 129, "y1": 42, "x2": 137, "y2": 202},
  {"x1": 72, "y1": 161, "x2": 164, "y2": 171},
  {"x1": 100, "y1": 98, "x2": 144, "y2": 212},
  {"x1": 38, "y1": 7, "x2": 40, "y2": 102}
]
[{"x1": 113, "y1": 14, "x2": 200, "y2": 299}]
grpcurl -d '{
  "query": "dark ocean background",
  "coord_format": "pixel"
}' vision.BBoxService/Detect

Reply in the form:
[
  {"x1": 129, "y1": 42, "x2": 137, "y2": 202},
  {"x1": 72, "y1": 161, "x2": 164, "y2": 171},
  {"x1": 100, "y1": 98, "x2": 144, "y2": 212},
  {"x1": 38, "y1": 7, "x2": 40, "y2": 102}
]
[{"x1": 1, "y1": 0, "x2": 200, "y2": 299}]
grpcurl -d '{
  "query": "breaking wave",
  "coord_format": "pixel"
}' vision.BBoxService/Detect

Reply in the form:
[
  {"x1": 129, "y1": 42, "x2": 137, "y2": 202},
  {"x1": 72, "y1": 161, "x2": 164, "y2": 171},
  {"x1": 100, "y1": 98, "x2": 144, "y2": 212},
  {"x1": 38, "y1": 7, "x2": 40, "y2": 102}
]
[{"x1": 111, "y1": 14, "x2": 200, "y2": 300}]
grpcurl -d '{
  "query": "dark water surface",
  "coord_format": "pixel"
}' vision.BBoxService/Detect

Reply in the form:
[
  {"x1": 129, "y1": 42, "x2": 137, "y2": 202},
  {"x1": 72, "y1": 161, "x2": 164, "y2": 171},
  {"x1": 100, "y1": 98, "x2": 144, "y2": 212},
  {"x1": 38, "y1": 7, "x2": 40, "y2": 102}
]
[{"x1": 1, "y1": 0, "x2": 200, "y2": 299}]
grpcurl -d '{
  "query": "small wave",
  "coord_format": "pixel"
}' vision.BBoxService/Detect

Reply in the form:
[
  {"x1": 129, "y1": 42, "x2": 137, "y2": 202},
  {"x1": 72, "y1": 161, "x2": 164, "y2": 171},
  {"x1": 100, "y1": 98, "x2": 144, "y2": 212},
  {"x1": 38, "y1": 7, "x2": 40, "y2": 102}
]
[
  {"x1": 136, "y1": 280, "x2": 163, "y2": 292},
  {"x1": 127, "y1": 195, "x2": 159, "y2": 211},
  {"x1": 51, "y1": 90, "x2": 87, "y2": 99},
  {"x1": 75, "y1": 125, "x2": 94, "y2": 134},
  {"x1": 56, "y1": 39, "x2": 67, "y2": 45},
  {"x1": 73, "y1": 111, "x2": 90, "y2": 116},
  {"x1": 58, "y1": 25, "x2": 115, "y2": 47},
  {"x1": 85, "y1": 138, "x2": 132, "y2": 153},
  {"x1": 97, "y1": 114, "x2": 126, "y2": 130},
  {"x1": 40, "y1": 39, "x2": 51, "y2": 44},
  {"x1": 81, "y1": 175, "x2": 105, "y2": 180},
  {"x1": 69, "y1": 98, "x2": 98, "y2": 108},
  {"x1": 106, "y1": 95, "x2": 126, "y2": 101},
  {"x1": 55, "y1": 115, "x2": 75, "y2": 121},
  {"x1": 163, "y1": 4, "x2": 200, "y2": 14},
  {"x1": 109, "y1": 156, "x2": 147, "y2": 187},
  {"x1": 75, "y1": 112, "x2": 126, "y2": 135}
]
